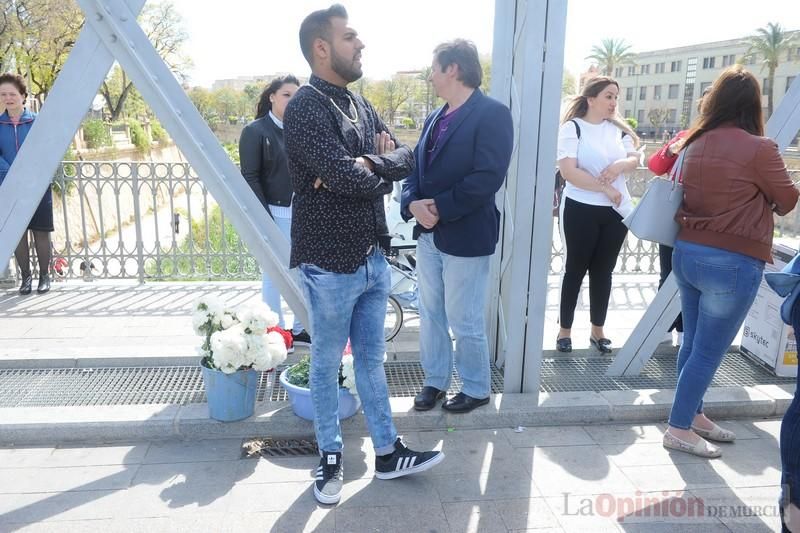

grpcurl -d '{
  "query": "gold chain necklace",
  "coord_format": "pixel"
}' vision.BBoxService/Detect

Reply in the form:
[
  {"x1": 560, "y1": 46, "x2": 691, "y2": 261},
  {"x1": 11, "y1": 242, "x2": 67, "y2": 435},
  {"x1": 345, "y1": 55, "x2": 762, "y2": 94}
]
[{"x1": 307, "y1": 84, "x2": 359, "y2": 124}]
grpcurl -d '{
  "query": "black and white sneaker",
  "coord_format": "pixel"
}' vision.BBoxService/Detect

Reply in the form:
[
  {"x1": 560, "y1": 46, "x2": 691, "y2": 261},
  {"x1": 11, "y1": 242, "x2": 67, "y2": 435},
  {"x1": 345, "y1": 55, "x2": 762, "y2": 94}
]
[
  {"x1": 292, "y1": 329, "x2": 312, "y2": 347},
  {"x1": 314, "y1": 451, "x2": 343, "y2": 505},
  {"x1": 374, "y1": 438, "x2": 444, "y2": 480}
]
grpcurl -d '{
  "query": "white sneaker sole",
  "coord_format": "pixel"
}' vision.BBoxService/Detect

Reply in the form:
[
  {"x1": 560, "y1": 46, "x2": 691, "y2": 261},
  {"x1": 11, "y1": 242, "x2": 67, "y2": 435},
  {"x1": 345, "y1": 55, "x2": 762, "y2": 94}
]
[
  {"x1": 375, "y1": 451, "x2": 445, "y2": 480},
  {"x1": 313, "y1": 484, "x2": 341, "y2": 505}
]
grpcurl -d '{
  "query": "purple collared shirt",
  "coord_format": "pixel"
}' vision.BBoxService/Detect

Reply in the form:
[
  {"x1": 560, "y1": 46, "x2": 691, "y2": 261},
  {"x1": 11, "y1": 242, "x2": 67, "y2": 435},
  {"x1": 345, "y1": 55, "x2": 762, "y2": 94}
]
[{"x1": 426, "y1": 106, "x2": 460, "y2": 167}]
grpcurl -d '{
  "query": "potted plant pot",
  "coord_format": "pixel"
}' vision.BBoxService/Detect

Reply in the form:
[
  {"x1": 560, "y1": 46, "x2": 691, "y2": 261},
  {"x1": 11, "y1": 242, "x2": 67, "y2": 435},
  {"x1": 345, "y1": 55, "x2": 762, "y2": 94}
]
[
  {"x1": 201, "y1": 363, "x2": 259, "y2": 422},
  {"x1": 279, "y1": 366, "x2": 360, "y2": 422}
]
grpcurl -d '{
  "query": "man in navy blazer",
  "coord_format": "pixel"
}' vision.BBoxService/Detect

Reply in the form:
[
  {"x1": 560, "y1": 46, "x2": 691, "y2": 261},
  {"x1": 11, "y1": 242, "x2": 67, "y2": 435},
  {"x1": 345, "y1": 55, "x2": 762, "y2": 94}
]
[{"x1": 401, "y1": 39, "x2": 513, "y2": 413}]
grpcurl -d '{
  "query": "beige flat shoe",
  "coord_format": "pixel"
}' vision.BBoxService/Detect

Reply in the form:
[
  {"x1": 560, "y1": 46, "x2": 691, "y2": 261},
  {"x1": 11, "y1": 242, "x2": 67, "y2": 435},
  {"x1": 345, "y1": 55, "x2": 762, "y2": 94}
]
[
  {"x1": 663, "y1": 431, "x2": 721, "y2": 458},
  {"x1": 691, "y1": 422, "x2": 736, "y2": 443}
]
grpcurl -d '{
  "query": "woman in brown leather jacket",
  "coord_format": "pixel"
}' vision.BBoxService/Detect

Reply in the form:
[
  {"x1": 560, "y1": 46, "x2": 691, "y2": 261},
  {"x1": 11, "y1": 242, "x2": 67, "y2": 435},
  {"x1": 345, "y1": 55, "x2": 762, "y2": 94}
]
[{"x1": 663, "y1": 65, "x2": 799, "y2": 459}]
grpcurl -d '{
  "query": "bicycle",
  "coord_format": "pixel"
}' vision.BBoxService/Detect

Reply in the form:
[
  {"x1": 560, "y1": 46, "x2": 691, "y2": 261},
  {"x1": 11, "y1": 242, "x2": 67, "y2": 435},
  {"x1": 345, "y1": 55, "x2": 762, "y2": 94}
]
[{"x1": 384, "y1": 241, "x2": 418, "y2": 342}]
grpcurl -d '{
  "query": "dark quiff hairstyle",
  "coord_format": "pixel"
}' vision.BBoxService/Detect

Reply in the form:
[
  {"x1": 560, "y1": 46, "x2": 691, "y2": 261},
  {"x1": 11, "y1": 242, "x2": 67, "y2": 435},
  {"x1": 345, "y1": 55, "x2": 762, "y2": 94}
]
[
  {"x1": 562, "y1": 75, "x2": 639, "y2": 147},
  {"x1": 0, "y1": 73, "x2": 27, "y2": 98},
  {"x1": 681, "y1": 65, "x2": 764, "y2": 149},
  {"x1": 433, "y1": 39, "x2": 482, "y2": 89},
  {"x1": 255, "y1": 75, "x2": 301, "y2": 119},
  {"x1": 299, "y1": 4, "x2": 348, "y2": 66}
]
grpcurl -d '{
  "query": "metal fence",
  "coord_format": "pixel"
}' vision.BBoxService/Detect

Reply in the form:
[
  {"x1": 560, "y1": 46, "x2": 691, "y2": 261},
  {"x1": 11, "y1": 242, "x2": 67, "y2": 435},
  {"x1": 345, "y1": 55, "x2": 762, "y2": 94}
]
[{"x1": 9, "y1": 161, "x2": 800, "y2": 281}]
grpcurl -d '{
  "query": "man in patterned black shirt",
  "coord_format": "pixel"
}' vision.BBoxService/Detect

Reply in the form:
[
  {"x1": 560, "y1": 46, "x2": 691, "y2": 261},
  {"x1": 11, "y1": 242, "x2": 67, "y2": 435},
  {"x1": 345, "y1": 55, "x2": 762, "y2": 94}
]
[{"x1": 284, "y1": 4, "x2": 443, "y2": 506}]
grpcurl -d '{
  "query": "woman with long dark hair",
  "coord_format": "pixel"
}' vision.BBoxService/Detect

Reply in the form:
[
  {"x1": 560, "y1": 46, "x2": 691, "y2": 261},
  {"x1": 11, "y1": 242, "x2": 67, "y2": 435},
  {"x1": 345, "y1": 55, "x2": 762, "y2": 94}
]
[
  {"x1": 239, "y1": 75, "x2": 310, "y2": 347},
  {"x1": 555, "y1": 76, "x2": 640, "y2": 354},
  {"x1": 662, "y1": 65, "x2": 798, "y2": 458},
  {"x1": 0, "y1": 73, "x2": 52, "y2": 295}
]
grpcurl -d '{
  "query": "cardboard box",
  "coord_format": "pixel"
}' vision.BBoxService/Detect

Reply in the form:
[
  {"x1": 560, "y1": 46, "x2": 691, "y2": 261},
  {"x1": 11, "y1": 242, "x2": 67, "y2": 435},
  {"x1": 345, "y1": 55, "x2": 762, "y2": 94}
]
[{"x1": 740, "y1": 244, "x2": 799, "y2": 378}]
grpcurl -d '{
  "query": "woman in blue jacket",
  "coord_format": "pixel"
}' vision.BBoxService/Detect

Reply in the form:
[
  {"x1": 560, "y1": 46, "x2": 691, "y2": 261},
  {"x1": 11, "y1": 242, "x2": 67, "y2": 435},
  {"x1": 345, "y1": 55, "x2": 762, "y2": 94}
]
[{"x1": 0, "y1": 73, "x2": 52, "y2": 294}]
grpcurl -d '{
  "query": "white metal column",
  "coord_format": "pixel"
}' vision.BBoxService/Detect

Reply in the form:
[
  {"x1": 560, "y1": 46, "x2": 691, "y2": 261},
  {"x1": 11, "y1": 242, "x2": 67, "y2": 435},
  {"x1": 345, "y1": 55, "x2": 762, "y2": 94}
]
[
  {"x1": 490, "y1": 0, "x2": 568, "y2": 393},
  {"x1": 0, "y1": 0, "x2": 309, "y2": 330},
  {"x1": 607, "y1": 74, "x2": 800, "y2": 376}
]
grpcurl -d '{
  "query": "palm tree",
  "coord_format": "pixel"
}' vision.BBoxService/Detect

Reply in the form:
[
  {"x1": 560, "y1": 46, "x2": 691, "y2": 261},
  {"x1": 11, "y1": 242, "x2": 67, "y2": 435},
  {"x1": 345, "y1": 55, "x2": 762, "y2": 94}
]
[
  {"x1": 744, "y1": 22, "x2": 799, "y2": 118},
  {"x1": 586, "y1": 38, "x2": 636, "y2": 76}
]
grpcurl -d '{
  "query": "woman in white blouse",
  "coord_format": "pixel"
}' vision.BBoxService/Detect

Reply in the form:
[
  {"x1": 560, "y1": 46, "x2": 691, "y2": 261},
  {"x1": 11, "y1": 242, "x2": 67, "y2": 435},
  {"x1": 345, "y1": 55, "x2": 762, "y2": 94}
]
[{"x1": 555, "y1": 76, "x2": 640, "y2": 354}]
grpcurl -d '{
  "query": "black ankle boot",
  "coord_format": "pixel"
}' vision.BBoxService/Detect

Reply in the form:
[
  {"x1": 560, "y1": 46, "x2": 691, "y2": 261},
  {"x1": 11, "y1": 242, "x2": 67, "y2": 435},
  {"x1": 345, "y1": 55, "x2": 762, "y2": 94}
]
[
  {"x1": 37, "y1": 274, "x2": 50, "y2": 294},
  {"x1": 19, "y1": 275, "x2": 32, "y2": 295}
]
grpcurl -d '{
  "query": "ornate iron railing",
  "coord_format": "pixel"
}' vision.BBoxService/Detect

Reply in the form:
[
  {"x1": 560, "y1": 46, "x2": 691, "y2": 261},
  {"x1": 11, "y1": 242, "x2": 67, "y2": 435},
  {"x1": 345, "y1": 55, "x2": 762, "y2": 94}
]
[{"x1": 7, "y1": 162, "x2": 798, "y2": 281}]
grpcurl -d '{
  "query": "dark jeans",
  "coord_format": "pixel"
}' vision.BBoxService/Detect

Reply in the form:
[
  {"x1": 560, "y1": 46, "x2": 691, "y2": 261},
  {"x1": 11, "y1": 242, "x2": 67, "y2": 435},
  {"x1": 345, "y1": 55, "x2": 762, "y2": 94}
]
[
  {"x1": 559, "y1": 197, "x2": 628, "y2": 329},
  {"x1": 658, "y1": 244, "x2": 683, "y2": 333},
  {"x1": 782, "y1": 298, "x2": 800, "y2": 531}
]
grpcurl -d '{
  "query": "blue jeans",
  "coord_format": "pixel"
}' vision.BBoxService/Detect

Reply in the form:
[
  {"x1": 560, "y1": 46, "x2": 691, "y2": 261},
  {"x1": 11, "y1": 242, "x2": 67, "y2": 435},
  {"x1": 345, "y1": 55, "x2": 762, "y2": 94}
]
[
  {"x1": 261, "y1": 212, "x2": 303, "y2": 333},
  {"x1": 298, "y1": 249, "x2": 397, "y2": 455},
  {"x1": 668, "y1": 240, "x2": 764, "y2": 429},
  {"x1": 416, "y1": 232, "x2": 491, "y2": 399},
  {"x1": 782, "y1": 298, "x2": 800, "y2": 520}
]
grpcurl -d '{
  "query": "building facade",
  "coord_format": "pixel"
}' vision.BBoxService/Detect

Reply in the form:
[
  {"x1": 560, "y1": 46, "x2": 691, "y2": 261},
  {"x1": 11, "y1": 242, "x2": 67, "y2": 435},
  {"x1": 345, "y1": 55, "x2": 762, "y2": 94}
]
[{"x1": 610, "y1": 33, "x2": 800, "y2": 139}]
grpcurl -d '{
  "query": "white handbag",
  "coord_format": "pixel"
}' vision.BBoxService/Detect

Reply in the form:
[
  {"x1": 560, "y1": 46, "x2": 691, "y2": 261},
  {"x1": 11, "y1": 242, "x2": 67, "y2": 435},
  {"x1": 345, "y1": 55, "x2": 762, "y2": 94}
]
[{"x1": 622, "y1": 148, "x2": 686, "y2": 247}]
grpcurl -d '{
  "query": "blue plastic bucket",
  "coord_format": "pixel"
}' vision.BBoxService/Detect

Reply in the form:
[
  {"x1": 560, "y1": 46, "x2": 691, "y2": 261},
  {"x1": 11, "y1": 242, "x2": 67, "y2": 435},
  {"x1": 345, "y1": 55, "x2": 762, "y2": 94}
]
[
  {"x1": 279, "y1": 367, "x2": 361, "y2": 421},
  {"x1": 201, "y1": 364, "x2": 258, "y2": 422}
]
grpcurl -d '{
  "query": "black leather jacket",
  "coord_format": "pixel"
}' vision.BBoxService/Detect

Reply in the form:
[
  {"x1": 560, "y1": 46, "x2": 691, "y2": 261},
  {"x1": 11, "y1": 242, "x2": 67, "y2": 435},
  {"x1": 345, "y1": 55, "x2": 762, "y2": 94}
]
[{"x1": 239, "y1": 115, "x2": 293, "y2": 212}]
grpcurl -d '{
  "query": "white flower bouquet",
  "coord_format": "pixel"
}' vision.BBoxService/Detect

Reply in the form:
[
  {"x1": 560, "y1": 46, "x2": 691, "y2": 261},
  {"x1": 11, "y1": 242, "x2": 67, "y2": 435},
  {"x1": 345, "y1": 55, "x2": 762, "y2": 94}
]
[{"x1": 192, "y1": 295, "x2": 288, "y2": 374}]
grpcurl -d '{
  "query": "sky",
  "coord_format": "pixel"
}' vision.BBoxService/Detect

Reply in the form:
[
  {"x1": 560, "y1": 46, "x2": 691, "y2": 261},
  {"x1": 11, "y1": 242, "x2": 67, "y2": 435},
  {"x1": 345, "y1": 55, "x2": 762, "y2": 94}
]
[{"x1": 167, "y1": 0, "x2": 800, "y2": 88}]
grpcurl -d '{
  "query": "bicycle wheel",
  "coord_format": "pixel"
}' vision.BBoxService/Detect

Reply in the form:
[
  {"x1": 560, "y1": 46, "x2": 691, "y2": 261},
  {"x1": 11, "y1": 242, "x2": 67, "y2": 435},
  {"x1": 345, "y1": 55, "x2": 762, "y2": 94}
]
[{"x1": 385, "y1": 295, "x2": 403, "y2": 342}]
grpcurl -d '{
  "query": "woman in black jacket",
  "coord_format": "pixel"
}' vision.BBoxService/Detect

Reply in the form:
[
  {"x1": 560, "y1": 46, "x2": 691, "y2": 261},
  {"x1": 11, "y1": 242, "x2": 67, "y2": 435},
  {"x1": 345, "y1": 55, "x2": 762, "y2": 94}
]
[{"x1": 239, "y1": 75, "x2": 310, "y2": 347}]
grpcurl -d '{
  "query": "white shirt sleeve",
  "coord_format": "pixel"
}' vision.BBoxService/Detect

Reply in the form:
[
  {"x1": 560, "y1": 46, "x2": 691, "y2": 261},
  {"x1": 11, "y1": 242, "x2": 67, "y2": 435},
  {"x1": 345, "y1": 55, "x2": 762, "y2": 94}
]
[
  {"x1": 622, "y1": 133, "x2": 635, "y2": 153},
  {"x1": 557, "y1": 121, "x2": 579, "y2": 160}
]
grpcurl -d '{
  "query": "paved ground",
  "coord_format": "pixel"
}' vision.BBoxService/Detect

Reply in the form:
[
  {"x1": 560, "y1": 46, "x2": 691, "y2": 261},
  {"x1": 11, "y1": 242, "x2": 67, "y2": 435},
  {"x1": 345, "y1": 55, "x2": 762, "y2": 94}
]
[
  {"x1": 0, "y1": 275, "x2": 663, "y2": 363},
  {"x1": 0, "y1": 419, "x2": 789, "y2": 532}
]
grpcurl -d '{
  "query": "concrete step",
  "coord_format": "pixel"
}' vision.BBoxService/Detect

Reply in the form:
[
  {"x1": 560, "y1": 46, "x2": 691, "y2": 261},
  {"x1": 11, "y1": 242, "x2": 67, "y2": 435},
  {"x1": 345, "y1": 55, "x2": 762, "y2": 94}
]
[{"x1": 1, "y1": 384, "x2": 793, "y2": 446}]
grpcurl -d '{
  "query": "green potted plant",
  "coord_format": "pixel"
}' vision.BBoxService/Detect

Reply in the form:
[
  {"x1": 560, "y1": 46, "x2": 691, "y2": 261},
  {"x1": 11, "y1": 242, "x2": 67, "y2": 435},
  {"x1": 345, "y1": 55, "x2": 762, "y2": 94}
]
[{"x1": 280, "y1": 342, "x2": 361, "y2": 421}]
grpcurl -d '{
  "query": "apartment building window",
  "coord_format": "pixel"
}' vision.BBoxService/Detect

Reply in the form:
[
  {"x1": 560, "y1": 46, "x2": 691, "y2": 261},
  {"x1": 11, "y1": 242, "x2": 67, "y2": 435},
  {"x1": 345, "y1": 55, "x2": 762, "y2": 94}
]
[
  {"x1": 653, "y1": 85, "x2": 662, "y2": 100},
  {"x1": 628, "y1": 65, "x2": 636, "y2": 76},
  {"x1": 640, "y1": 64, "x2": 650, "y2": 75},
  {"x1": 667, "y1": 109, "x2": 677, "y2": 124},
  {"x1": 668, "y1": 84, "x2": 679, "y2": 99},
  {"x1": 615, "y1": 67, "x2": 623, "y2": 78},
  {"x1": 655, "y1": 62, "x2": 665, "y2": 74},
  {"x1": 721, "y1": 54, "x2": 736, "y2": 67},
  {"x1": 670, "y1": 60, "x2": 682, "y2": 72},
  {"x1": 637, "y1": 109, "x2": 645, "y2": 125},
  {"x1": 700, "y1": 81, "x2": 712, "y2": 94},
  {"x1": 747, "y1": 54, "x2": 757, "y2": 65},
  {"x1": 763, "y1": 77, "x2": 772, "y2": 95},
  {"x1": 702, "y1": 56, "x2": 716, "y2": 69},
  {"x1": 639, "y1": 86, "x2": 647, "y2": 100},
  {"x1": 789, "y1": 76, "x2": 797, "y2": 94},
  {"x1": 624, "y1": 110, "x2": 632, "y2": 119},
  {"x1": 626, "y1": 87, "x2": 634, "y2": 101}
]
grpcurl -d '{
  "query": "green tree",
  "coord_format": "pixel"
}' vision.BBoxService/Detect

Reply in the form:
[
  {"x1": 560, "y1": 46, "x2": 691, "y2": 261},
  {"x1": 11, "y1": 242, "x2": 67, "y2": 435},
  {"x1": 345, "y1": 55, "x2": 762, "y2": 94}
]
[
  {"x1": 4, "y1": 0, "x2": 84, "y2": 105},
  {"x1": 243, "y1": 83, "x2": 262, "y2": 119},
  {"x1": 187, "y1": 86, "x2": 215, "y2": 121},
  {"x1": 586, "y1": 38, "x2": 636, "y2": 76},
  {"x1": 365, "y1": 75, "x2": 414, "y2": 125},
  {"x1": 562, "y1": 70, "x2": 577, "y2": 97},
  {"x1": 648, "y1": 107, "x2": 668, "y2": 132},
  {"x1": 100, "y1": 0, "x2": 192, "y2": 120},
  {"x1": 744, "y1": 22, "x2": 799, "y2": 119},
  {"x1": 417, "y1": 66, "x2": 435, "y2": 116},
  {"x1": 480, "y1": 55, "x2": 492, "y2": 94},
  {"x1": 625, "y1": 117, "x2": 638, "y2": 130}
]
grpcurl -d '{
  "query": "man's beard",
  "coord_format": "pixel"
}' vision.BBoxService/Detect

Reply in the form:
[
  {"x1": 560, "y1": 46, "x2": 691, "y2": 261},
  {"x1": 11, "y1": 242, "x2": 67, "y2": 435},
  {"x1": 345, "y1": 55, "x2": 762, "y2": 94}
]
[{"x1": 331, "y1": 47, "x2": 362, "y2": 83}]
